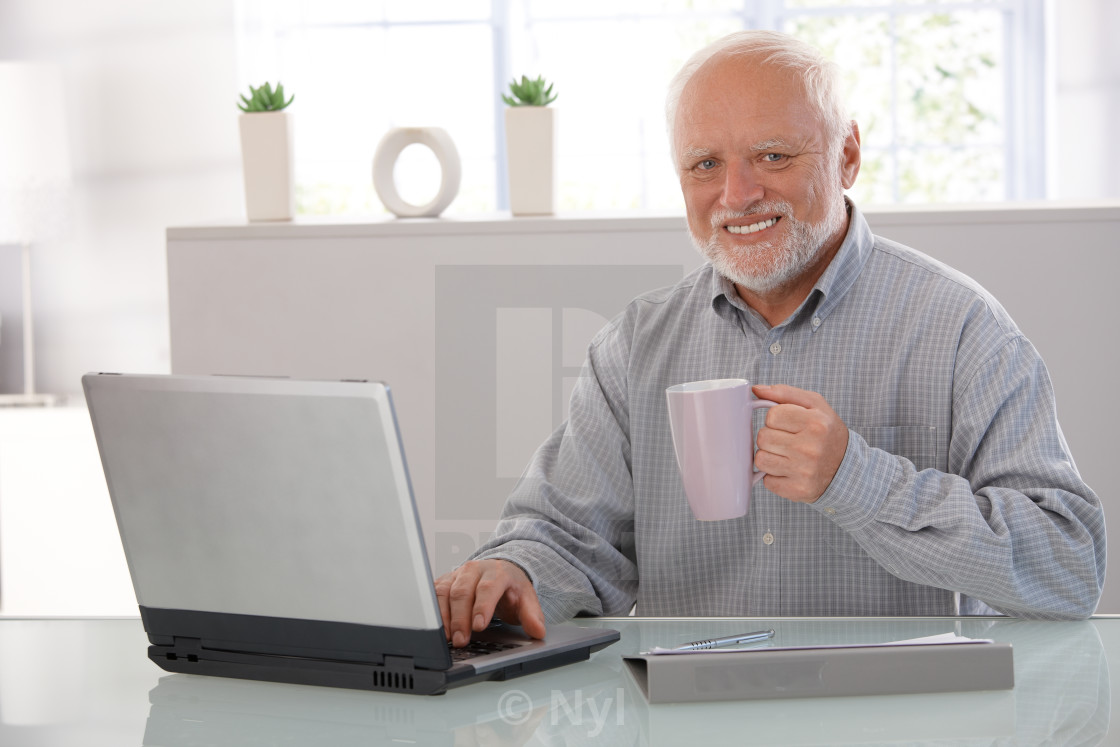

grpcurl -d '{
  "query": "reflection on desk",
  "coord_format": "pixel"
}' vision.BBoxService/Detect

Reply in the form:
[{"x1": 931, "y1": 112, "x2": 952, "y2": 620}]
[{"x1": 0, "y1": 616, "x2": 1111, "y2": 746}]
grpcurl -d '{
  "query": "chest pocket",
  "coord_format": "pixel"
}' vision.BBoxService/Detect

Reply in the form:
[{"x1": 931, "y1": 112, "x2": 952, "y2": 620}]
[{"x1": 822, "y1": 425, "x2": 940, "y2": 558}]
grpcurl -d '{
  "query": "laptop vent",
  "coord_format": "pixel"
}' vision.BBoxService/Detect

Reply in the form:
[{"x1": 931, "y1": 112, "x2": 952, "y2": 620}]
[{"x1": 372, "y1": 670, "x2": 416, "y2": 692}]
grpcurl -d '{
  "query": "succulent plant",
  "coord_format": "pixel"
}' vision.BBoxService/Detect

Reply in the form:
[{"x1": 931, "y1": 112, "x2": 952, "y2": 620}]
[
  {"x1": 501, "y1": 75, "x2": 557, "y2": 107},
  {"x1": 238, "y1": 82, "x2": 294, "y2": 112}
]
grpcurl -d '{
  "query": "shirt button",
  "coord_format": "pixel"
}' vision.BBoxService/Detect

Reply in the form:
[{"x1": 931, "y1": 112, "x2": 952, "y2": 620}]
[
  {"x1": 762, "y1": 532, "x2": 775, "y2": 545},
  {"x1": 812, "y1": 316, "x2": 822, "y2": 328},
  {"x1": 824, "y1": 507, "x2": 836, "y2": 515},
  {"x1": 769, "y1": 342, "x2": 782, "y2": 355}
]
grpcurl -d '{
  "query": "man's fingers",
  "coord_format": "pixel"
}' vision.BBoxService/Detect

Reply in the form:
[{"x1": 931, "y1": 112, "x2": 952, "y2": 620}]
[
  {"x1": 434, "y1": 573, "x2": 453, "y2": 639},
  {"x1": 496, "y1": 587, "x2": 547, "y2": 640},
  {"x1": 446, "y1": 562, "x2": 484, "y2": 647},
  {"x1": 520, "y1": 605, "x2": 547, "y2": 639},
  {"x1": 491, "y1": 561, "x2": 547, "y2": 640},
  {"x1": 437, "y1": 559, "x2": 547, "y2": 647},
  {"x1": 755, "y1": 423, "x2": 796, "y2": 455},
  {"x1": 752, "y1": 384, "x2": 849, "y2": 503},
  {"x1": 471, "y1": 567, "x2": 516, "y2": 632},
  {"x1": 753, "y1": 383, "x2": 825, "y2": 410},
  {"x1": 753, "y1": 442, "x2": 791, "y2": 476}
]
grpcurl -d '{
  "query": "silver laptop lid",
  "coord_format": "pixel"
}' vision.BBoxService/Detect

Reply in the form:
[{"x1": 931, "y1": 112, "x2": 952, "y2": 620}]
[{"x1": 84, "y1": 373, "x2": 441, "y2": 631}]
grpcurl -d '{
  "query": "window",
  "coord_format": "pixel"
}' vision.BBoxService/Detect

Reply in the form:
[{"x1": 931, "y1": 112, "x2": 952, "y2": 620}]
[{"x1": 235, "y1": 0, "x2": 1047, "y2": 215}]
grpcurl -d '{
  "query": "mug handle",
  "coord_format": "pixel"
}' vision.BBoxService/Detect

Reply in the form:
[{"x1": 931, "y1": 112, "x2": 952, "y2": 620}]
[{"x1": 750, "y1": 399, "x2": 779, "y2": 485}]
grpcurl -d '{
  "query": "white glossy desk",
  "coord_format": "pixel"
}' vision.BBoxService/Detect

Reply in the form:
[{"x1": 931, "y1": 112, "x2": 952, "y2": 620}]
[{"x1": 0, "y1": 615, "x2": 1112, "y2": 745}]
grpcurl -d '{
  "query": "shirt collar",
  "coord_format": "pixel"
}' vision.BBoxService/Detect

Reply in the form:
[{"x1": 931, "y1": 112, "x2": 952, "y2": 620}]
[
  {"x1": 708, "y1": 198, "x2": 875, "y2": 331},
  {"x1": 807, "y1": 198, "x2": 874, "y2": 326}
]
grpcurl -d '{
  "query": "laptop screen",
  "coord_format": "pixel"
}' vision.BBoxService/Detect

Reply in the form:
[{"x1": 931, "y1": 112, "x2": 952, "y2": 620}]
[{"x1": 85, "y1": 374, "x2": 441, "y2": 632}]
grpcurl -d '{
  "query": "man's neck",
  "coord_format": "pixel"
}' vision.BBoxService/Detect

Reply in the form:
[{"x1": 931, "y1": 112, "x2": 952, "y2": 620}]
[{"x1": 733, "y1": 221, "x2": 849, "y2": 328}]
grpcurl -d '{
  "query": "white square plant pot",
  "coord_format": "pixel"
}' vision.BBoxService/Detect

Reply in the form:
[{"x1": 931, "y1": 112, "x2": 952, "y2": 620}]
[
  {"x1": 504, "y1": 106, "x2": 556, "y2": 216},
  {"x1": 239, "y1": 111, "x2": 294, "y2": 222}
]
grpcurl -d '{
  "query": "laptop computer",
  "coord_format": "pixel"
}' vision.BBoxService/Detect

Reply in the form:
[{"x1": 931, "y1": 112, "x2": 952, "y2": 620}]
[{"x1": 82, "y1": 372, "x2": 619, "y2": 695}]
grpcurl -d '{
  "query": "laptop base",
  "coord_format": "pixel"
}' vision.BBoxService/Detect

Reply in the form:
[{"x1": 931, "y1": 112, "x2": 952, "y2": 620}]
[{"x1": 148, "y1": 640, "x2": 592, "y2": 695}]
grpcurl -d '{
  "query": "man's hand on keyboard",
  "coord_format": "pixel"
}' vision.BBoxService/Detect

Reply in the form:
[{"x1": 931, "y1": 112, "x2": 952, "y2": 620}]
[{"x1": 434, "y1": 559, "x2": 547, "y2": 648}]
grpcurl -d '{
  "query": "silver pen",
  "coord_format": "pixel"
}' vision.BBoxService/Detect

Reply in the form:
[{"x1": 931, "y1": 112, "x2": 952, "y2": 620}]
[{"x1": 673, "y1": 628, "x2": 775, "y2": 651}]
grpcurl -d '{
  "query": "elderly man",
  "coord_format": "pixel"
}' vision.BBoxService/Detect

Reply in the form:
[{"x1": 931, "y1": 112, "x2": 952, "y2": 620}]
[{"x1": 436, "y1": 30, "x2": 1106, "y2": 647}]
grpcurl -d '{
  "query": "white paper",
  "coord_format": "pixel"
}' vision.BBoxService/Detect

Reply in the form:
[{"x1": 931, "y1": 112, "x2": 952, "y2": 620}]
[{"x1": 642, "y1": 632, "x2": 993, "y2": 655}]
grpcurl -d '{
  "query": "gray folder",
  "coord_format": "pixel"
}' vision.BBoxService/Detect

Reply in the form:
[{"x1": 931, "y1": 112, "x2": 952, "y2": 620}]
[{"x1": 623, "y1": 641, "x2": 1014, "y2": 703}]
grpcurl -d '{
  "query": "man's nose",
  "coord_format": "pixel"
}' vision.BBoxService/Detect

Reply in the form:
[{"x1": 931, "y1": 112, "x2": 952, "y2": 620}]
[{"x1": 720, "y1": 161, "x2": 764, "y2": 211}]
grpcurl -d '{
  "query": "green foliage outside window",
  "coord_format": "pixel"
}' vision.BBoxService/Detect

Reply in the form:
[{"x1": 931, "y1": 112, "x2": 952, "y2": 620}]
[{"x1": 788, "y1": 9, "x2": 1006, "y2": 204}]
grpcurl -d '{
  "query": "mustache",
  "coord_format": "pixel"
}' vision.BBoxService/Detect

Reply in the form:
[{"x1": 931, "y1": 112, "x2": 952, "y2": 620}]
[{"x1": 708, "y1": 202, "x2": 793, "y2": 230}]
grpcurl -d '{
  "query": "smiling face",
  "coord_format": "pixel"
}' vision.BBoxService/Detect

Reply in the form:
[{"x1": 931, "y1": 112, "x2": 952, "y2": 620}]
[{"x1": 675, "y1": 54, "x2": 860, "y2": 298}]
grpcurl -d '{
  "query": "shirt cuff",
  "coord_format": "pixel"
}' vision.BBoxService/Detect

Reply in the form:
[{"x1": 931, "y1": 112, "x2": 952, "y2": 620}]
[
  {"x1": 812, "y1": 428, "x2": 896, "y2": 530},
  {"x1": 472, "y1": 542, "x2": 546, "y2": 588}
]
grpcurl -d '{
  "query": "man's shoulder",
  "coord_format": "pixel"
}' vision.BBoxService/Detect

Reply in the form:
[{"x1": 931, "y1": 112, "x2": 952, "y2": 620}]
[
  {"x1": 867, "y1": 235, "x2": 1018, "y2": 334},
  {"x1": 587, "y1": 264, "x2": 714, "y2": 350},
  {"x1": 870, "y1": 235, "x2": 976, "y2": 288},
  {"x1": 631, "y1": 262, "x2": 713, "y2": 306}
]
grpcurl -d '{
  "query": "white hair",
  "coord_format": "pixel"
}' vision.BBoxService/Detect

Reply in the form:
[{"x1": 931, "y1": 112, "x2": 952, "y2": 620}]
[{"x1": 666, "y1": 30, "x2": 851, "y2": 167}]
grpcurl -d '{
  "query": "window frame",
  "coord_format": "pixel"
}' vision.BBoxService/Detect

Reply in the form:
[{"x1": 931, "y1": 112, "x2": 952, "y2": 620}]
[{"x1": 237, "y1": 0, "x2": 1049, "y2": 211}]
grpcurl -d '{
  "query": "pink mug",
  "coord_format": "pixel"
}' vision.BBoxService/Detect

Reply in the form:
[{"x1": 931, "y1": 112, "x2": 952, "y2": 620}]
[{"x1": 666, "y1": 379, "x2": 778, "y2": 521}]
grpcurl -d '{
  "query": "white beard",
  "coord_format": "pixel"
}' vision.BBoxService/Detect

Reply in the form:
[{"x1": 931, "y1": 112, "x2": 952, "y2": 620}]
[{"x1": 689, "y1": 191, "x2": 848, "y2": 295}]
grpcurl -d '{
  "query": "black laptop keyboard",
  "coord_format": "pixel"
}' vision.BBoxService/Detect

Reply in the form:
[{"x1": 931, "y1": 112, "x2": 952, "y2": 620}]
[{"x1": 448, "y1": 639, "x2": 523, "y2": 662}]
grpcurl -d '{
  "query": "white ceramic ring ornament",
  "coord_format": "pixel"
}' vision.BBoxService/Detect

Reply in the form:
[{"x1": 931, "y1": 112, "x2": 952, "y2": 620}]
[{"x1": 372, "y1": 126, "x2": 461, "y2": 218}]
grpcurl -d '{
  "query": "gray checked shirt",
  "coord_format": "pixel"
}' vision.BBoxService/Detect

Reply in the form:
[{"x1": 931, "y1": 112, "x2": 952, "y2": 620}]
[{"x1": 472, "y1": 202, "x2": 1106, "y2": 621}]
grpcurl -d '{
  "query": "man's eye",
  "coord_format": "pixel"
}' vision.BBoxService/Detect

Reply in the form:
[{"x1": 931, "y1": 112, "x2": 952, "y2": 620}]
[
  {"x1": 696, "y1": 159, "x2": 717, "y2": 170},
  {"x1": 763, "y1": 153, "x2": 785, "y2": 162}
]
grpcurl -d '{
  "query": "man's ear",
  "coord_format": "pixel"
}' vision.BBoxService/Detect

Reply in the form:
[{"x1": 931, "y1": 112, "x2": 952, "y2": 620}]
[{"x1": 840, "y1": 120, "x2": 861, "y2": 190}]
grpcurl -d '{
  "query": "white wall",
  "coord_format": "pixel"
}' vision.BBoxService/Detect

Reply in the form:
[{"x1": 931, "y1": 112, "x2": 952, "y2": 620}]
[{"x1": 0, "y1": 0, "x2": 242, "y2": 396}]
